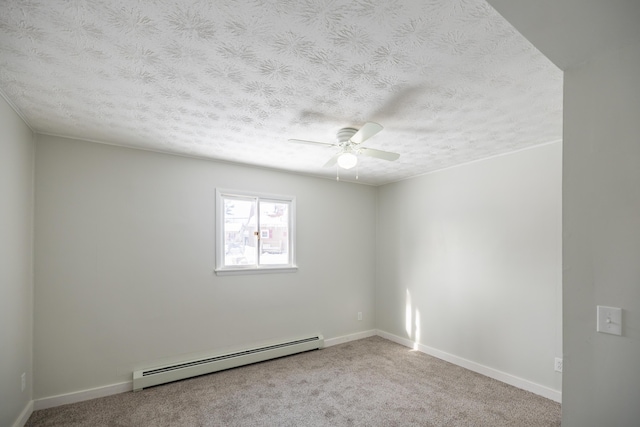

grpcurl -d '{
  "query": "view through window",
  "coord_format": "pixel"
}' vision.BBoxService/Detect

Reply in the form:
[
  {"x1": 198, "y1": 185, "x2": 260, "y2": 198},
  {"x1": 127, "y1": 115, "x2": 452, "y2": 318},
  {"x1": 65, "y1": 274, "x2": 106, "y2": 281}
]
[{"x1": 216, "y1": 190, "x2": 296, "y2": 274}]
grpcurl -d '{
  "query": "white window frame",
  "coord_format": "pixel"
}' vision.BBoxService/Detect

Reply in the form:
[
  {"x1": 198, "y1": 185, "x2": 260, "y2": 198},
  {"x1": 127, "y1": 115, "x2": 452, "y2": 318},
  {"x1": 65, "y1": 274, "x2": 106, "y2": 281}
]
[{"x1": 215, "y1": 189, "x2": 297, "y2": 275}]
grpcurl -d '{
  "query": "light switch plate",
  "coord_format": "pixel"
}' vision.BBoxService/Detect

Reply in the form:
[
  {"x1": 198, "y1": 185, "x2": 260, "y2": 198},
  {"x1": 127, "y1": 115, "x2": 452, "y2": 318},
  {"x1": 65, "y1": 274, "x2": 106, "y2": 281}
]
[{"x1": 597, "y1": 306, "x2": 622, "y2": 336}]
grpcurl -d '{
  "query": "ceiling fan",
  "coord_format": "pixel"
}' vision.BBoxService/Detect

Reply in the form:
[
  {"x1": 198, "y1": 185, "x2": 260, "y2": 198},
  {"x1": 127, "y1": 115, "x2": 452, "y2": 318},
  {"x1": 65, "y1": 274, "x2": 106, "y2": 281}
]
[{"x1": 288, "y1": 122, "x2": 400, "y2": 171}]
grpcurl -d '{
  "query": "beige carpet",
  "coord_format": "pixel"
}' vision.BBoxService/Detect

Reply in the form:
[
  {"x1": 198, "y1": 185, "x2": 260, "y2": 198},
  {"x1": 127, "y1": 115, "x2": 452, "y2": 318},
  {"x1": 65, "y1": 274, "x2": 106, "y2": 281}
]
[{"x1": 26, "y1": 336, "x2": 560, "y2": 426}]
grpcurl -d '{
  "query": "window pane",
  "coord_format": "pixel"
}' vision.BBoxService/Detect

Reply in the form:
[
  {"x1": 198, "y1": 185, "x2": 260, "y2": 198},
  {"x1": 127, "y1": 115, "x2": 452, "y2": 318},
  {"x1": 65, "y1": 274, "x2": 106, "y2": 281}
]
[
  {"x1": 223, "y1": 197, "x2": 257, "y2": 266},
  {"x1": 216, "y1": 189, "x2": 296, "y2": 274},
  {"x1": 259, "y1": 201, "x2": 289, "y2": 265}
]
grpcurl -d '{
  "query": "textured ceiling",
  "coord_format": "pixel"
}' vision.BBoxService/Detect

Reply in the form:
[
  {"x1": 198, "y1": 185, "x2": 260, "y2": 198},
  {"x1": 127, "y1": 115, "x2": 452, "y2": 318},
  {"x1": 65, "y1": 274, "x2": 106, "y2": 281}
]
[{"x1": 0, "y1": 0, "x2": 562, "y2": 185}]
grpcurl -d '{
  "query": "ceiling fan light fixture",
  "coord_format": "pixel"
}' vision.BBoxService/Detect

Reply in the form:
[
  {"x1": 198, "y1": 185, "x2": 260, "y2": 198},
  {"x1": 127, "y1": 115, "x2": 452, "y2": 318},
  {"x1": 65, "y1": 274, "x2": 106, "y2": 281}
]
[{"x1": 337, "y1": 152, "x2": 358, "y2": 169}]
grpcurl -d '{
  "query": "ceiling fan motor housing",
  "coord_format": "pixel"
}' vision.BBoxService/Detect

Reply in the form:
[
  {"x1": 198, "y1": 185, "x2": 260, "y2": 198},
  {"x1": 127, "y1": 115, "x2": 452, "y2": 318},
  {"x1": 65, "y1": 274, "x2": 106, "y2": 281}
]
[{"x1": 336, "y1": 128, "x2": 358, "y2": 145}]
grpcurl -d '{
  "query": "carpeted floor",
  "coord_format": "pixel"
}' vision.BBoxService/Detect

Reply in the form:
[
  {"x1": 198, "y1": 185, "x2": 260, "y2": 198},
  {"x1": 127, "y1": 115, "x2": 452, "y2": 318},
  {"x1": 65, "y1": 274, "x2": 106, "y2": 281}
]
[{"x1": 26, "y1": 336, "x2": 561, "y2": 426}]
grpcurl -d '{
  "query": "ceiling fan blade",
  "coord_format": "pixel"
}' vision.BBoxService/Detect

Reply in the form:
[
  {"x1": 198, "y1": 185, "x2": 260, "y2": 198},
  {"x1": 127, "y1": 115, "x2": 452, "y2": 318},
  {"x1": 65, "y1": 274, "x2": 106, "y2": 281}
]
[
  {"x1": 323, "y1": 153, "x2": 340, "y2": 168},
  {"x1": 350, "y1": 122, "x2": 383, "y2": 145},
  {"x1": 359, "y1": 147, "x2": 400, "y2": 161},
  {"x1": 288, "y1": 138, "x2": 336, "y2": 147}
]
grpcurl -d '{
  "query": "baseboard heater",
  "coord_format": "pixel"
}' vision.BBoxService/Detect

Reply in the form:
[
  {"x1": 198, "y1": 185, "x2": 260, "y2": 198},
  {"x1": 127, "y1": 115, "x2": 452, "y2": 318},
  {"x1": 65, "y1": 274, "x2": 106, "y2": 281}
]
[{"x1": 133, "y1": 334, "x2": 323, "y2": 391}]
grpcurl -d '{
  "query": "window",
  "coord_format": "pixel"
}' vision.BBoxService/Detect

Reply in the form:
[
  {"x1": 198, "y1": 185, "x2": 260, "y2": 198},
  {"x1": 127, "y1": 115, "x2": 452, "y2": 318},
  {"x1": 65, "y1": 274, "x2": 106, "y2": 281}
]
[{"x1": 215, "y1": 189, "x2": 297, "y2": 275}]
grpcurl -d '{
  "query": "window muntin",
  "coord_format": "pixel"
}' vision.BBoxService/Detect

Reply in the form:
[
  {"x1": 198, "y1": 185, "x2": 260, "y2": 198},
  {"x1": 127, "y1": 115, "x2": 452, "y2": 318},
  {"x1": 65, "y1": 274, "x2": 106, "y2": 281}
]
[{"x1": 216, "y1": 189, "x2": 296, "y2": 274}]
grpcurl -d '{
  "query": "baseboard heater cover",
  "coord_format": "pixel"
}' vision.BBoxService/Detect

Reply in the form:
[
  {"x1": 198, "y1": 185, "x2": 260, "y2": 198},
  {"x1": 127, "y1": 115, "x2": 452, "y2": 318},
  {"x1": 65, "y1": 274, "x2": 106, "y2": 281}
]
[{"x1": 133, "y1": 334, "x2": 324, "y2": 391}]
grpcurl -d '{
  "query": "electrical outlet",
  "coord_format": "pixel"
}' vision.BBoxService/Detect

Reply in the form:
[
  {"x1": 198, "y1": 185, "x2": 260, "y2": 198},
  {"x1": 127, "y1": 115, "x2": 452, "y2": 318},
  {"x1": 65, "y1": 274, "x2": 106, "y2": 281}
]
[
  {"x1": 554, "y1": 358, "x2": 563, "y2": 373},
  {"x1": 357, "y1": 312, "x2": 362, "y2": 321},
  {"x1": 21, "y1": 373, "x2": 26, "y2": 391}
]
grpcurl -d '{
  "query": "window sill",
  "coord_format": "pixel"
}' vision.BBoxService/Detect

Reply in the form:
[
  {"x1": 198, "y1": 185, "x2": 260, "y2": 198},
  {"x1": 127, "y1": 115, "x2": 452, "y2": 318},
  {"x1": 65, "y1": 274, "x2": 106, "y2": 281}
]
[{"x1": 214, "y1": 266, "x2": 298, "y2": 276}]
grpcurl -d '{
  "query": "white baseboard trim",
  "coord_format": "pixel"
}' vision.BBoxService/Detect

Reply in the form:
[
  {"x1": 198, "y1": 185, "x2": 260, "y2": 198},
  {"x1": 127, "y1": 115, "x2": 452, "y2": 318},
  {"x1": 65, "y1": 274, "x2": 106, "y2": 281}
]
[
  {"x1": 32, "y1": 332, "x2": 375, "y2": 412},
  {"x1": 30, "y1": 329, "x2": 559, "y2": 413},
  {"x1": 12, "y1": 400, "x2": 33, "y2": 427},
  {"x1": 33, "y1": 381, "x2": 132, "y2": 411},
  {"x1": 375, "y1": 329, "x2": 562, "y2": 403},
  {"x1": 324, "y1": 329, "x2": 377, "y2": 347}
]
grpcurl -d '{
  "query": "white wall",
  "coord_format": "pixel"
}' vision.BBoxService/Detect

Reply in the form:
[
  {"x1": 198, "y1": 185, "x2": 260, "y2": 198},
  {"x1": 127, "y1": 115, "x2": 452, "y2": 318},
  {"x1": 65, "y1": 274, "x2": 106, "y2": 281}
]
[
  {"x1": 562, "y1": 42, "x2": 640, "y2": 426},
  {"x1": 483, "y1": 1, "x2": 640, "y2": 424},
  {"x1": 376, "y1": 142, "x2": 562, "y2": 394},
  {"x1": 0, "y1": 96, "x2": 34, "y2": 426},
  {"x1": 33, "y1": 135, "x2": 376, "y2": 399},
  {"x1": 31, "y1": 131, "x2": 565, "y2": 404}
]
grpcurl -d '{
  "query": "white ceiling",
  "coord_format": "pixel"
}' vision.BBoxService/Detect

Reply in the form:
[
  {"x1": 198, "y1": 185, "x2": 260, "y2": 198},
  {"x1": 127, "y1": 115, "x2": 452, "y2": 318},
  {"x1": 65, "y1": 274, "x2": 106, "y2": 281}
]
[{"x1": 0, "y1": 0, "x2": 562, "y2": 185}]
